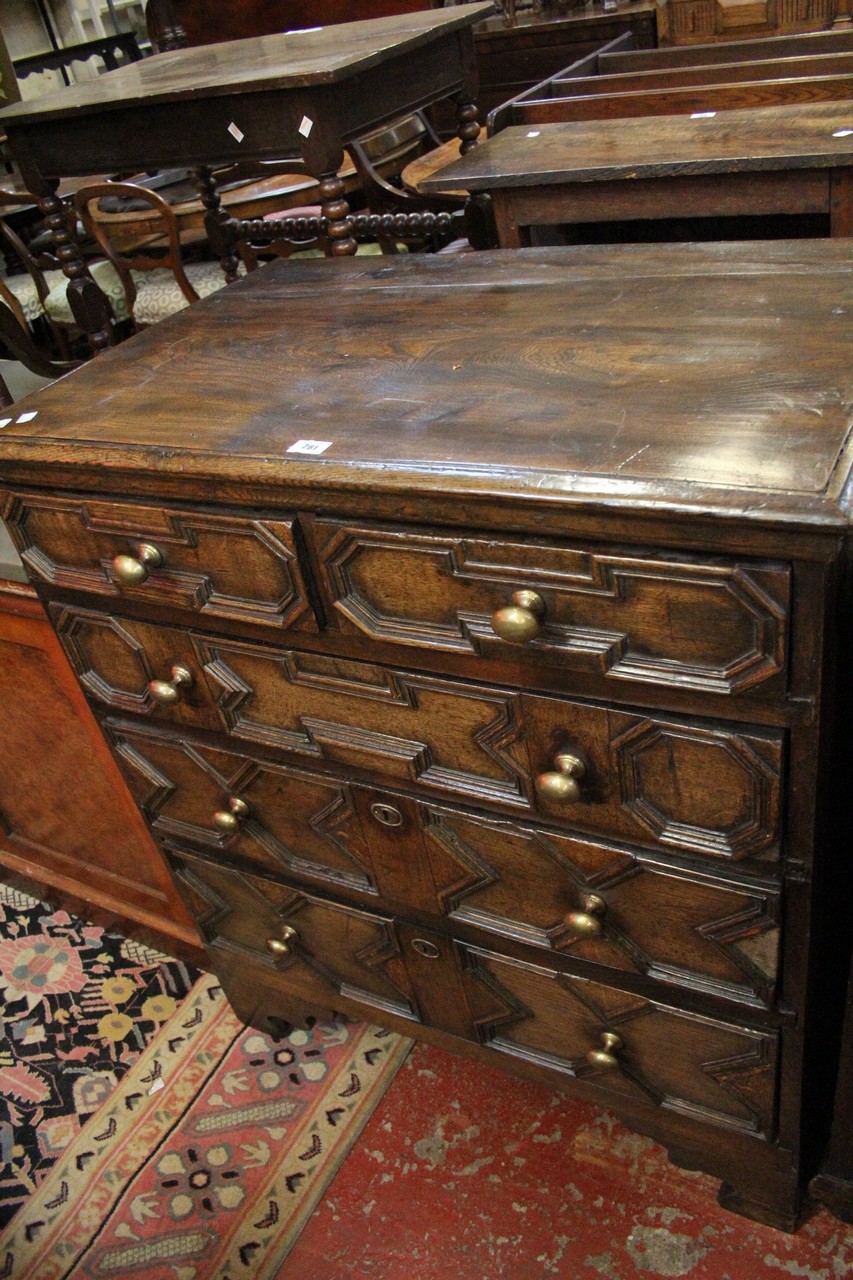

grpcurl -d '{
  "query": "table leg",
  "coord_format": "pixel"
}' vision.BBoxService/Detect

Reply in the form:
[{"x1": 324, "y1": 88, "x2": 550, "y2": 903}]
[
  {"x1": 455, "y1": 100, "x2": 481, "y2": 156},
  {"x1": 36, "y1": 187, "x2": 115, "y2": 353},
  {"x1": 319, "y1": 171, "x2": 357, "y2": 257},
  {"x1": 193, "y1": 165, "x2": 242, "y2": 282},
  {"x1": 830, "y1": 168, "x2": 853, "y2": 238}
]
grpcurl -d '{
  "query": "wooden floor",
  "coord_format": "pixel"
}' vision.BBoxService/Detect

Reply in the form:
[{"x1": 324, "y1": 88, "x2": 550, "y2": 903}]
[{"x1": 283, "y1": 1040, "x2": 853, "y2": 1279}]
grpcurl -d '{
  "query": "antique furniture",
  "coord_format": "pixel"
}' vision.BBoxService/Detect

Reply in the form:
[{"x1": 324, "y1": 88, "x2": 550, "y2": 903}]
[
  {"x1": 73, "y1": 181, "x2": 233, "y2": 329},
  {"x1": 12, "y1": 31, "x2": 143, "y2": 86},
  {"x1": 464, "y1": 0, "x2": 657, "y2": 119},
  {"x1": 656, "y1": 0, "x2": 842, "y2": 47},
  {"x1": 0, "y1": 574, "x2": 199, "y2": 957},
  {"x1": 1, "y1": 240, "x2": 852, "y2": 1231},
  {"x1": 145, "y1": 0, "x2": 443, "y2": 49},
  {"x1": 489, "y1": 26, "x2": 853, "y2": 129},
  {"x1": 0, "y1": 4, "x2": 492, "y2": 352},
  {"x1": 421, "y1": 100, "x2": 853, "y2": 244}
]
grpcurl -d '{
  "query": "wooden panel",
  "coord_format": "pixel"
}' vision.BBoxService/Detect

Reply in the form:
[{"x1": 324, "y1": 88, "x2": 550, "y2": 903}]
[
  {"x1": 359, "y1": 795, "x2": 781, "y2": 1007},
  {"x1": 524, "y1": 698, "x2": 783, "y2": 864},
  {"x1": 106, "y1": 719, "x2": 379, "y2": 901},
  {"x1": 171, "y1": 851, "x2": 418, "y2": 1023},
  {"x1": 314, "y1": 520, "x2": 790, "y2": 697},
  {"x1": 2, "y1": 491, "x2": 317, "y2": 634},
  {"x1": 0, "y1": 581, "x2": 196, "y2": 947},
  {"x1": 464, "y1": 943, "x2": 778, "y2": 1137}
]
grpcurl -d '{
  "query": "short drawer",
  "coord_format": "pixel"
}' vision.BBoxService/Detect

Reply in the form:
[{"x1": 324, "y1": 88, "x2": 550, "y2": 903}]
[
  {"x1": 172, "y1": 850, "x2": 779, "y2": 1139},
  {"x1": 55, "y1": 605, "x2": 783, "y2": 868},
  {"x1": 312, "y1": 521, "x2": 790, "y2": 698},
  {"x1": 1, "y1": 491, "x2": 317, "y2": 634},
  {"x1": 108, "y1": 720, "x2": 780, "y2": 1008}
]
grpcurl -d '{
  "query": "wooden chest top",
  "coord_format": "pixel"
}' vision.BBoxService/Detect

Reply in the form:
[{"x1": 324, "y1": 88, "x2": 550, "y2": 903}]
[{"x1": 1, "y1": 242, "x2": 851, "y2": 538}]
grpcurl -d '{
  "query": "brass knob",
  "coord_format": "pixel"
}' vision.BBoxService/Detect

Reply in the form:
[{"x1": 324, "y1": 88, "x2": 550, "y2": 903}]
[
  {"x1": 148, "y1": 664, "x2": 193, "y2": 705},
  {"x1": 491, "y1": 589, "x2": 545, "y2": 644},
  {"x1": 564, "y1": 893, "x2": 606, "y2": 937},
  {"x1": 586, "y1": 1031, "x2": 623, "y2": 1070},
  {"x1": 266, "y1": 925, "x2": 298, "y2": 958},
  {"x1": 213, "y1": 797, "x2": 250, "y2": 833},
  {"x1": 535, "y1": 751, "x2": 586, "y2": 803},
  {"x1": 112, "y1": 542, "x2": 162, "y2": 586}
]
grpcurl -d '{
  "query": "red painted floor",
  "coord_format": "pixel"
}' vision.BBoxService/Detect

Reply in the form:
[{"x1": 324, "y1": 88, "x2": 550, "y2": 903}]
[{"x1": 280, "y1": 1042, "x2": 852, "y2": 1280}]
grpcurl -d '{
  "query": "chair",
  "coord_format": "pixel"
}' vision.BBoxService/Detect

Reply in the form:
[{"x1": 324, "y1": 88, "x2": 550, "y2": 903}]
[
  {"x1": 348, "y1": 112, "x2": 461, "y2": 252},
  {"x1": 72, "y1": 181, "x2": 235, "y2": 330},
  {"x1": 1, "y1": 280, "x2": 80, "y2": 406}
]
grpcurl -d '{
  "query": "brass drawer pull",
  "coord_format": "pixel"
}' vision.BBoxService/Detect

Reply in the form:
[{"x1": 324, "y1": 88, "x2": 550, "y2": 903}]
[
  {"x1": 266, "y1": 925, "x2": 298, "y2": 958},
  {"x1": 586, "y1": 1031, "x2": 622, "y2": 1070},
  {"x1": 491, "y1": 589, "x2": 545, "y2": 644},
  {"x1": 112, "y1": 541, "x2": 163, "y2": 586},
  {"x1": 213, "y1": 797, "x2": 250, "y2": 833},
  {"x1": 565, "y1": 893, "x2": 606, "y2": 937},
  {"x1": 148, "y1": 664, "x2": 193, "y2": 705},
  {"x1": 535, "y1": 751, "x2": 586, "y2": 803}
]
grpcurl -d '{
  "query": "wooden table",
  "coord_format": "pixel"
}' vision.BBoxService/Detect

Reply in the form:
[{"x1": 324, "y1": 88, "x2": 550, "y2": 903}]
[
  {"x1": 1, "y1": 240, "x2": 853, "y2": 1234},
  {"x1": 420, "y1": 99, "x2": 853, "y2": 245},
  {"x1": 0, "y1": 3, "x2": 493, "y2": 349}
]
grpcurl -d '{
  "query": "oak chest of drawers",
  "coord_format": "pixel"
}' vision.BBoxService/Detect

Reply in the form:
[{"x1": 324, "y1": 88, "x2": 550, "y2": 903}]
[{"x1": 2, "y1": 240, "x2": 851, "y2": 1231}]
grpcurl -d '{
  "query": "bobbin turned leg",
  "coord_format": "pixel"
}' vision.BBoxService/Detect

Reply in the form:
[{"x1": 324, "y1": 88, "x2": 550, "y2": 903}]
[
  {"x1": 455, "y1": 99, "x2": 481, "y2": 155},
  {"x1": 37, "y1": 186, "x2": 114, "y2": 352},
  {"x1": 319, "y1": 171, "x2": 357, "y2": 257},
  {"x1": 193, "y1": 163, "x2": 242, "y2": 282}
]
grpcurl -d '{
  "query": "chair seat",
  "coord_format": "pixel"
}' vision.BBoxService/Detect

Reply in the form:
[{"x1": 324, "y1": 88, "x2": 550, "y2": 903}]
[
  {"x1": 40, "y1": 260, "x2": 132, "y2": 325},
  {"x1": 128, "y1": 261, "x2": 234, "y2": 326},
  {"x1": 40, "y1": 260, "x2": 234, "y2": 328}
]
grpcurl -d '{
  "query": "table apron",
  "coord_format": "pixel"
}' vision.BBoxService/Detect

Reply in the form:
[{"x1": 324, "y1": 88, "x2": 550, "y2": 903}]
[{"x1": 492, "y1": 169, "x2": 835, "y2": 245}]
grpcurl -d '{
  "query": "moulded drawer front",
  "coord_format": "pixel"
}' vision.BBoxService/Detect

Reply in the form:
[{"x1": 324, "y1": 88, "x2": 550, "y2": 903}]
[
  {"x1": 351, "y1": 791, "x2": 781, "y2": 1008},
  {"x1": 2, "y1": 491, "x2": 317, "y2": 633},
  {"x1": 106, "y1": 718, "x2": 381, "y2": 903},
  {"x1": 462, "y1": 942, "x2": 778, "y2": 1138},
  {"x1": 313, "y1": 521, "x2": 790, "y2": 698},
  {"x1": 170, "y1": 850, "x2": 419, "y2": 1025},
  {"x1": 56, "y1": 607, "x2": 783, "y2": 867}
]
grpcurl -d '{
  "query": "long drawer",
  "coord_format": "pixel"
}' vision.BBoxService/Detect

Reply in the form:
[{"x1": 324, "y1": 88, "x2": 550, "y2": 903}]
[
  {"x1": 170, "y1": 848, "x2": 779, "y2": 1140},
  {"x1": 55, "y1": 605, "x2": 784, "y2": 868},
  {"x1": 108, "y1": 720, "x2": 781, "y2": 1007}
]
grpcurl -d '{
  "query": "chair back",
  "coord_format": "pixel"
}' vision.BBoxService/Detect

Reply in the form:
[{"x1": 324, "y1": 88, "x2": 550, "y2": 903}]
[
  {"x1": 350, "y1": 111, "x2": 461, "y2": 219},
  {"x1": 73, "y1": 181, "x2": 204, "y2": 319}
]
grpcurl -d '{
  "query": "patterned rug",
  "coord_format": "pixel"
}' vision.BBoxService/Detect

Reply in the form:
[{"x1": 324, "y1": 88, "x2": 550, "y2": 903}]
[{"x1": 0, "y1": 884, "x2": 413, "y2": 1279}]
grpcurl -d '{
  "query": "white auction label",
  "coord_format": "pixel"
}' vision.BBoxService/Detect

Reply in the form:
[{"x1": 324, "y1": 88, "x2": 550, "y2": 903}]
[
  {"x1": 228, "y1": 121, "x2": 245, "y2": 143},
  {"x1": 16, "y1": 411, "x2": 38, "y2": 422},
  {"x1": 299, "y1": 116, "x2": 314, "y2": 138},
  {"x1": 287, "y1": 439, "x2": 332, "y2": 455}
]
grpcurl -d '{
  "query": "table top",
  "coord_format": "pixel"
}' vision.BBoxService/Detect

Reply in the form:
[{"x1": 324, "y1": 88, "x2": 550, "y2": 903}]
[
  {"x1": 0, "y1": 4, "x2": 494, "y2": 128},
  {"x1": 1, "y1": 240, "x2": 852, "y2": 541},
  {"x1": 421, "y1": 99, "x2": 853, "y2": 190}
]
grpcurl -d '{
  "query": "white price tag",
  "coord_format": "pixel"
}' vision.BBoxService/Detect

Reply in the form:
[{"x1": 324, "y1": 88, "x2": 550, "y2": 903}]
[
  {"x1": 0, "y1": 418, "x2": 11, "y2": 429},
  {"x1": 16, "y1": 411, "x2": 38, "y2": 422},
  {"x1": 228, "y1": 122, "x2": 245, "y2": 143},
  {"x1": 299, "y1": 116, "x2": 314, "y2": 138},
  {"x1": 287, "y1": 439, "x2": 332, "y2": 455}
]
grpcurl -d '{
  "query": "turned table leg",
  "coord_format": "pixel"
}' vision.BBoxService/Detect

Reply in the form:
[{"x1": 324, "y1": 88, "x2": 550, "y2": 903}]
[
  {"x1": 319, "y1": 170, "x2": 357, "y2": 257},
  {"x1": 193, "y1": 163, "x2": 242, "y2": 282}
]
